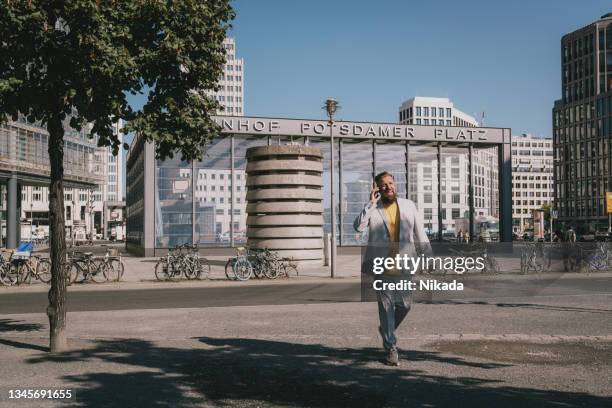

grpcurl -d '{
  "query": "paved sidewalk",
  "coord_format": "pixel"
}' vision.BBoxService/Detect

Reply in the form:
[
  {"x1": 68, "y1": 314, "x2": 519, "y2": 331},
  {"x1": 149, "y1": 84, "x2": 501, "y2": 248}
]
[{"x1": 1, "y1": 295, "x2": 611, "y2": 407}]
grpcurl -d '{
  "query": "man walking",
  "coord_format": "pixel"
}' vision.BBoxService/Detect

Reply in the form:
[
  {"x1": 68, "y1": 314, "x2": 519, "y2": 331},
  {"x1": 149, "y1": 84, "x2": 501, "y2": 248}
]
[{"x1": 354, "y1": 171, "x2": 432, "y2": 366}]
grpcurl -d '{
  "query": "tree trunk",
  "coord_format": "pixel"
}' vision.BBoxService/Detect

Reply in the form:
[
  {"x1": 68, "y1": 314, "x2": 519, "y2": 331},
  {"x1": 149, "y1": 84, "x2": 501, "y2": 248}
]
[{"x1": 46, "y1": 113, "x2": 68, "y2": 353}]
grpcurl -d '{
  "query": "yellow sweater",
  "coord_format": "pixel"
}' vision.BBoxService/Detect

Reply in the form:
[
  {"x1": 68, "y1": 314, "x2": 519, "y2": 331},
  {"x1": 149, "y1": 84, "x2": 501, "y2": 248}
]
[
  {"x1": 383, "y1": 200, "x2": 400, "y2": 275},
  {"x1": 383, "y1": 200, "x2": 400, "y2": 242}
]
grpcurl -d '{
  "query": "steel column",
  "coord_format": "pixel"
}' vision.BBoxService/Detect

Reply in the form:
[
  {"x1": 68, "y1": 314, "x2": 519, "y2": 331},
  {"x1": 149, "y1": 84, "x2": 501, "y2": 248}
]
[
  {"x1": 498, "y1": 131, "x2": 513, "y2": 242},
  {"x1": 230, "y1": 135, "x2": 235, "y2": 247},
  {"x1": 338, "y1": 139, "x2": 343, "y2": 246},
  {"x1": 6, "y1": 174, "x2": 18, "y2": 248},
  {"x1": 437, "y1": 144, "x2": 443, "y2": 242},
  {"x1": 405, "y1": 142, "x2": 410, "y2": 199},
  {"x1": 468, "y1": 144, "x2": 475, "y2": 241}
]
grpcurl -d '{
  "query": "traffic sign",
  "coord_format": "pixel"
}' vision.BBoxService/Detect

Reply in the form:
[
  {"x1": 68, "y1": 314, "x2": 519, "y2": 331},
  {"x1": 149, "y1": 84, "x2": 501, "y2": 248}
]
[{"x1": 551, "y1": 210, "x2": 558, "y2": 219}]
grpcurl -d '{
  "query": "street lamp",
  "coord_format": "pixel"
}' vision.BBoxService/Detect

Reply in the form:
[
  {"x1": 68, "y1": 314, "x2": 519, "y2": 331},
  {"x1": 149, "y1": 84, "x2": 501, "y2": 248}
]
[
  {"x1": 323, "y1": 98, "x2": 339, "y2": 278},
  {"x1": 30, "y1": 202, "x2": 34, "y2": 241},
  {"x1": 87, "y1": 190, "x2": 95, "y2": 242}
]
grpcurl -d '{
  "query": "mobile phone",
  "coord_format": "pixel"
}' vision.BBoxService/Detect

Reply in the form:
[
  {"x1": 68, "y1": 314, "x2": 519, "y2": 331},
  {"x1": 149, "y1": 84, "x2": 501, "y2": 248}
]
[{"x1": 374, "y1": 192, "x2": 381, "y2": 200}]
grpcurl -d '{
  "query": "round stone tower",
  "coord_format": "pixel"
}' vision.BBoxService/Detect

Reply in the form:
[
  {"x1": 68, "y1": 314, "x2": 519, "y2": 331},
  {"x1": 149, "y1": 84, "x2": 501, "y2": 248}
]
[{"x1": 245, "y1": 145, "x2": 324, "y2": 266}]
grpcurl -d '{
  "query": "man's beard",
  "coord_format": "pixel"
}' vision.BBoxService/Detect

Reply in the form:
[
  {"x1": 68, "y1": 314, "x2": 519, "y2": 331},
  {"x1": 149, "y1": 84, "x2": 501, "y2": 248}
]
[{"x1": 381, "y1": 192, "x2": 396, "y2": 204}]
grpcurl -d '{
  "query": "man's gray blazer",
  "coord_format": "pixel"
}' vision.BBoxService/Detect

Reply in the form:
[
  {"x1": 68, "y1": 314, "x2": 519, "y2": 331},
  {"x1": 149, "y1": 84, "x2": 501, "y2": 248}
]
[{"x1": 353, "y1": 198, "x2": 432, "y2": 275}]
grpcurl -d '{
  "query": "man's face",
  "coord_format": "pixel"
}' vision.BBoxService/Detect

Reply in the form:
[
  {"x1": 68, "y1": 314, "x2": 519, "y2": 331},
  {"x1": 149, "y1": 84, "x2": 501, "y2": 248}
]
[{"x1": 377, "y1": 175, "x2": 396, "y2": 203}]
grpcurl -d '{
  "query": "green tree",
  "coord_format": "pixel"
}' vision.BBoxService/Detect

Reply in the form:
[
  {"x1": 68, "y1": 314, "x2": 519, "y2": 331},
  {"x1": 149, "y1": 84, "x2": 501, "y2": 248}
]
[{"x1": 0, "y1": 0, "x2": 234, "y2": 352}]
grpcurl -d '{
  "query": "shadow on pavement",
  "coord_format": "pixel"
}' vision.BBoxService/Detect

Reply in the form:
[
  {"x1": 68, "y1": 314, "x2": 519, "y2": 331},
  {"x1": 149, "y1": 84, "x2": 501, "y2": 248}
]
[
  {"x1": 23, "y1": 337, "x2": 611, "y2": 407},
  {"x1": 0, "y1": 318, "x2": 47, "y2": 352},
  {"x1": 0, "y1": 318, "x2": 43, "y2": 333},
  {"x1": 419, "y1": 299, "x2": 612, "y2": 314}
]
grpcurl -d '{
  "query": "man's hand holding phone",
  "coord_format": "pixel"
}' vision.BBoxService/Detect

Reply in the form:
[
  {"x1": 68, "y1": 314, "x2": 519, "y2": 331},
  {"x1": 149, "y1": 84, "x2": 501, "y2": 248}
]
[{"x1": 370, "y1": 183, "x2": 381, "y2": 205}]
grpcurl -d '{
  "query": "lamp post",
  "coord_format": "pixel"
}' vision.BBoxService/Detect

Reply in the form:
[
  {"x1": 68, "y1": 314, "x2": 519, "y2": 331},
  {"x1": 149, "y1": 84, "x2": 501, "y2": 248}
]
[
  {"x1": 29, "y1": 202, "x2": 34, "y2": 241},
  {"x1": 71, "y1": 199, "x2": 76, "y2": 247},
  {"x1": 87, "y1": 190, "x2": 95, "y2": 242},
  {"x1": 323, "y1": 98, "x2": 338, "y2": 278}
]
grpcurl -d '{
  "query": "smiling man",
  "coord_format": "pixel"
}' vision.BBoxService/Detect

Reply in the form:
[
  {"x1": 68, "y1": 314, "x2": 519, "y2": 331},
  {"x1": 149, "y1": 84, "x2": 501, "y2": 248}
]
[{"x1": 353, "y1": 171, "x2": 432, "y2": 366}]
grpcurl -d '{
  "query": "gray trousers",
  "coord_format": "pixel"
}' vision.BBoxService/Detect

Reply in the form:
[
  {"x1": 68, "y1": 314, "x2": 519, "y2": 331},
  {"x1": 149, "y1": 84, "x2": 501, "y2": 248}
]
[{"x1": 376, "y1": 276, "x2": 413, "y2": 351}]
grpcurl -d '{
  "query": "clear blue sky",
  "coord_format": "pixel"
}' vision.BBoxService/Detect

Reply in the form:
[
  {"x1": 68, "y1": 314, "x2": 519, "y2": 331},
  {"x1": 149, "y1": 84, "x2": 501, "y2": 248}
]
[
  {"x1": 126, "y1": 1, "x2": 611, "y2": 137},
  {"x1": 228, "y1": 0, "x2": 611, "y2": 137}
]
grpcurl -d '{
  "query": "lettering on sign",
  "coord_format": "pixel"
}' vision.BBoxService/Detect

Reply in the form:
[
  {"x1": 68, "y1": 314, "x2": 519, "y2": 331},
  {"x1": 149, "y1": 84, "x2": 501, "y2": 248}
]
[
  {"x1": 213, "y1": 116, "x2": 503, "y2": 144},
  {"x1": 433, "y1": 128, "x2": 488, "y2": 141}
]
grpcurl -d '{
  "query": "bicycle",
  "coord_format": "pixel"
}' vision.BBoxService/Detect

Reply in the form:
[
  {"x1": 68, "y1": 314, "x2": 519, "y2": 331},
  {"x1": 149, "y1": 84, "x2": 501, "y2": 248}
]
[
  {"x1": 249, "y1": 248, "x2": 284, "y2": 279},
  {"x1": 580, "y1": 243, "x2": 612, "y2": 272},
  {"x1": 16, "y1": 256, "x2": 52, "y2": 285},
  {"x1": 68, "y1": 252, "x2": 106, "y2": 284},
  {"x1": 0, "y1": 251, "x2": 18, "y2": 286},
  {"x1": 520, "y1": 244, "x2": 544, "y2": 274},
  {"x1": 181, "y1": 244, "x2": 211, "y2": 280},
  {"x1": 155, "y1": 245, "x2": 185, "y2": 281},
  {"x1": 277, "y1": 258, "x2": 298, "y2": 278},
  {"x1": 97, "y1": 246, "x2": 125, "y2": 282},
  {"x1": 225, "y1": 247, "x2": 253, "y2": 281}
]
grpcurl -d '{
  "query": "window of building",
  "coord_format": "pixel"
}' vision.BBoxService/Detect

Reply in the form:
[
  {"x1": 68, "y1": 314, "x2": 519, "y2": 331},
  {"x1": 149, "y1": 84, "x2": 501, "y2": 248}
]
[
  {"x1": 431, "y1": 107, "x2": 436, "y2": 117},
  {"x1": 416, "y1": 107, "x2": 421, "y2": 116},
  {"x1": 452, "y1": 208, "x2": 461, "y2": 219},
  {"x1": 446, "y1": 108, "x2": 451, "y2": 117},
  {"x1": 423, "y1": 107, "x2": 429, "y2": 116},
  {"x1": 424, "y1": 193, "x2": 432, "y2": 203}
]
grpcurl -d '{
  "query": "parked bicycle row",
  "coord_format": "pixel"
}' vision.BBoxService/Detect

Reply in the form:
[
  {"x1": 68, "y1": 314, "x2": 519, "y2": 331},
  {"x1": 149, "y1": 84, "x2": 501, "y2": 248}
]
[
  {"x1": 0, "y1": 245, "x2": 124, "y2": 286},
  {"x1": 155, "y1": 244, "x2": 211, "y2": 281},
  {"x1": 417, "y1": 242, "x2": 501, "y2": 275},
  {"x1": 225, "y1": 247, "x2": 298, "y2": 281},
  {"x1": 520, "y1": 241, "x2": 612, "y2": 274}
]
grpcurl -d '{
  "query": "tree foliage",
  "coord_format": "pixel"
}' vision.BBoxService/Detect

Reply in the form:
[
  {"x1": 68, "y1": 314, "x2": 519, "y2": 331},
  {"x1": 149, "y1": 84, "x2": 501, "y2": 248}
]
[
  {"x1": 0, "y1": 0, "x2": 235, "y2": 159},
  {"x1": 0, "y1": 0, "x2": 234, "y2": 352}
]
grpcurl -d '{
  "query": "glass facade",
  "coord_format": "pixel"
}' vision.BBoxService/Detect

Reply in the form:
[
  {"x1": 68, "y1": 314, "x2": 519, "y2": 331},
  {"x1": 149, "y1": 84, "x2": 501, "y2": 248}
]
[
  {"x1": 553, "y1": 18, "x2": 612, "y2": 234},
  {"x1": 126, "y1": 121, "x2": 511, "y2": 254},
  {"x1": 126, "y1": 138, "x2": 145, "y2": 248},
  {"x1": 155, "y1": 156, "x2": 193, "y2": 247}
]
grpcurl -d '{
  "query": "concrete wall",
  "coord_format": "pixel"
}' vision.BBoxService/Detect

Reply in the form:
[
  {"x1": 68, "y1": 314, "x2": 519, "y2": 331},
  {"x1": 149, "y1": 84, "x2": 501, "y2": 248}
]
[{"x1": 245, "y1": 145, "x2": 324, "y2": 266}]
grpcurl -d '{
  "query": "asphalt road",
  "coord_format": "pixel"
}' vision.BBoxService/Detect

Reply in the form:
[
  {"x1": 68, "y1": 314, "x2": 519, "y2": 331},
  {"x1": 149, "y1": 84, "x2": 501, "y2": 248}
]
[{"x1": 1, "y1": 275, "x2": 611, "y2": 314}]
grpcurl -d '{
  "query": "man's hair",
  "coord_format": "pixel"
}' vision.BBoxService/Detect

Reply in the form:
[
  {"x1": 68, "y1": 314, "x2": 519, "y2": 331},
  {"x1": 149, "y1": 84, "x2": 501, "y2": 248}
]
[{"x1": 374, "y1": 171, "x2": 394, "y2": 184}]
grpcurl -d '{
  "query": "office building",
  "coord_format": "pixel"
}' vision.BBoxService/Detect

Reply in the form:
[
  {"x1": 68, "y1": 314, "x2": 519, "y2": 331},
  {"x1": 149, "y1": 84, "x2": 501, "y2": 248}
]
[
  {"x1": 552, "y1": 13, "x2": 612, "y2": 234},
  {"x1": 20, "y1": 120, "x2": 125, "y2": 241},
  {"x1": 207, "y1": 37, "x2": 244, "y2": 116},
  {"x1": 0, "y1": 115, "x2": 105, "y2": 246},
  {"x1": 511, "y1": 134, "x2": 554, "y2": 233}
]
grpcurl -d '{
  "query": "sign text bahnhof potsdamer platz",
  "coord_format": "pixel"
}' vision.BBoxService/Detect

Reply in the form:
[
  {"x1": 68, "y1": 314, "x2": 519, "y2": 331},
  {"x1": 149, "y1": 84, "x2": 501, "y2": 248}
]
[{"x1": 213, "y1": 116, "x2": 505, "y2": 144}]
